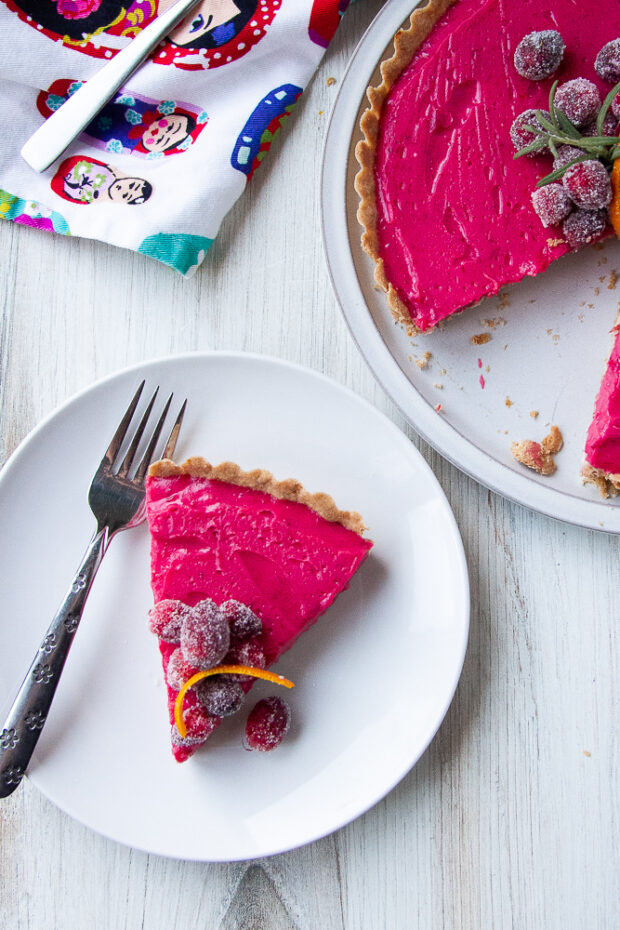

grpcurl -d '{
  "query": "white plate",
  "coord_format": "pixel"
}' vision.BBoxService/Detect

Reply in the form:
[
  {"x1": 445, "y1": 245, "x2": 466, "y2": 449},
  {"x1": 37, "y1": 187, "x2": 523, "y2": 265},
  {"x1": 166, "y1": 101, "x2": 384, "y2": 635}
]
[
  {"x1": 0, "y1": 353, "x2": 469, "y2": 861},
  {"x1": 321, "y1": 0, "x2": 620, "y2": 534}
]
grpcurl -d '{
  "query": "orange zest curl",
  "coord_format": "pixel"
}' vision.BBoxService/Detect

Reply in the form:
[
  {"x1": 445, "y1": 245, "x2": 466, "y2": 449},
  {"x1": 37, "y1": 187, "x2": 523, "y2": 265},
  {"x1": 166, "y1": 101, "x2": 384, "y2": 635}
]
[
  {"x1": 174, "y1": 665, "x2": 295, "y2": 738},
  {"x1": 610, "y1": 159, "x2": 620, "y2": 239}
]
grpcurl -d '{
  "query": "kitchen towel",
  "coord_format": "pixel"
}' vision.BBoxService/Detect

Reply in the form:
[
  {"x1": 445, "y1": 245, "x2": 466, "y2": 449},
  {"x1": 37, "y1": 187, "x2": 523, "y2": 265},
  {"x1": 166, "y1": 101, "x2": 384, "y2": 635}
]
[{"x1": 0, "y1": 0, "x2": 348, "y2": 274}]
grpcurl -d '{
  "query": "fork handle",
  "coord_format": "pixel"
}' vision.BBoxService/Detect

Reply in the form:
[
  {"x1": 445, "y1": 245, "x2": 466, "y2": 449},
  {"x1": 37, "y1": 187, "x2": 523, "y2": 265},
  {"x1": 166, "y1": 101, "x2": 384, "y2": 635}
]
[{"x1": 0, "y1": 527, "x2": 109, "y2": 797}]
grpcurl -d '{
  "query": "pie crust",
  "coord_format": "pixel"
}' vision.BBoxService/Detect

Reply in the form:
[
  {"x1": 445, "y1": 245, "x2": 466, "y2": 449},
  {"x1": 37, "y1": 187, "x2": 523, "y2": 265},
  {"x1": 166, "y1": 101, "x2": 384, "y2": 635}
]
[
  {"x1": 149, "y1": 457, "x2": 367, "y2": 534},
  {"x1": 354, "y1": 0, "x2": 458, "y2": 331}
]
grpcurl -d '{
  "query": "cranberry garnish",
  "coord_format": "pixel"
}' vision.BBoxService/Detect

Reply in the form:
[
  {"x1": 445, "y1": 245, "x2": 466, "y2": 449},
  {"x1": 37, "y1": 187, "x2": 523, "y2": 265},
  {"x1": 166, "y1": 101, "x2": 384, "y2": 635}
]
[
  {"x1": 148, "y1": 599, "x2": 187, "y2": 643},
  {"x1": 554, "y1": 79, "x2": 601, "y2": 128},
  {"x1": 195, "y1": 677, "x2": 245, "y2": 717},
  {"x1": 583, "y1": 112, "x2": 619, "y2": 137},
  {"x1": 166, "y1": 648, "x2": 200, "y2": 691},
  {"x1": 513, "y1": 30, "x2": 565, "y2": 81},
  {"x1": 221, "y1": 599, "x2": 263, "y2": 641},
  {"x1": 225, "y1": 639, "x2": 266, "y2": 682},
  {"x1": 563, "y1": 160, "x2": 612, "y2": 209},
  {"x1": 510, "y1": 109, "x2": 550, "y2": 155},
  {"x1": 562, "y1": 208, "x2": 608, "y2": 249},
  {"x1": 595, "y1": 39, "x2": 620, "y2": 84},
  {"x1": 180, "y1": 599, "x2": 230, "y2": 670},
  {"x1": 531, "y1": 184, "x2": 573, "y2": 227},
  {"x1": 552, "y1": 145, "x2": 588, "y2": 172},
  {"x1": 243, "y1": 696, "x2": 291, "y2": 751},
  {"x1": 171, "y1": 704, "x2": 219, "y2": 747}
]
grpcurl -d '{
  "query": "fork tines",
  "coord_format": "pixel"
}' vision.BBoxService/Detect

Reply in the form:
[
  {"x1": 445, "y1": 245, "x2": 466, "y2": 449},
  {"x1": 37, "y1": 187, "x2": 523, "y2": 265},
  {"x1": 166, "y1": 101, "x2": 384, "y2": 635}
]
[{"x1": 100, "y1": 382, "x2": 186, "y2": 482}]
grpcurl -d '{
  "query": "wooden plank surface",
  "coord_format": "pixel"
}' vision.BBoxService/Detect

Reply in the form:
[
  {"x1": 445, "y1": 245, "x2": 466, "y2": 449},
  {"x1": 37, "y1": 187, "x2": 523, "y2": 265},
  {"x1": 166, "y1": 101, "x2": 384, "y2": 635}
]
[{"x1": 1, "y1": 2, "x2": 619, "y2": 926}]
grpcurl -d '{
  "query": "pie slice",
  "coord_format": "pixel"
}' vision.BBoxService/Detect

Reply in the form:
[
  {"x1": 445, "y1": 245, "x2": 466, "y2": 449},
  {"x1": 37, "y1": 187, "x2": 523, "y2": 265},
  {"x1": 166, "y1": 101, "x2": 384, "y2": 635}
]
[
  {"x1": 145, "y1": 458, "x2": 373, "y2": 761},
  {"x1": 582, "y1": 316, "x2": 620, "y2": 496}
]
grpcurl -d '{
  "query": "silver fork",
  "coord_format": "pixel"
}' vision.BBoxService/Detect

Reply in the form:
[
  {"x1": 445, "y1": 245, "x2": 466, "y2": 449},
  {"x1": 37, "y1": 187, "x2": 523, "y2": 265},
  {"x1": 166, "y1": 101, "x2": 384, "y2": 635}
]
[{"x1": 0, "y1": 382, "x2": 186, "y2": 797}]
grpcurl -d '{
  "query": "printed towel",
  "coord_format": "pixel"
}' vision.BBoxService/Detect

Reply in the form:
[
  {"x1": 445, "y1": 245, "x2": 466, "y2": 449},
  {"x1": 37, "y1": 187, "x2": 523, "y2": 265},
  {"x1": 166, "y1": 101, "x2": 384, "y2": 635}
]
[{"x1": 0, "y1": 0, "x2": 348, "y2": 274}]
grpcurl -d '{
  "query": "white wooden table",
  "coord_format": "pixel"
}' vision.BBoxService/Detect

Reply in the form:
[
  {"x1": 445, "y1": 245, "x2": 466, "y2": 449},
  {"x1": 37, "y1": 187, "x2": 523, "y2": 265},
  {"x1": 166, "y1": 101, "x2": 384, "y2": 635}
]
[{"x1": 1, "y1": 3, "x2": 619, "y2": 925}]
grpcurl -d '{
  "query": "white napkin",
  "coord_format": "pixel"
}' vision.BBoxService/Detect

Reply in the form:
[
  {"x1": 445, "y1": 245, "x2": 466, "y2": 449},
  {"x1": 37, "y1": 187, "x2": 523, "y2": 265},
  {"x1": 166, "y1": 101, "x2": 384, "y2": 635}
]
[{"x1": 0, "y1": 0, "x2": 348, "y2": 273}]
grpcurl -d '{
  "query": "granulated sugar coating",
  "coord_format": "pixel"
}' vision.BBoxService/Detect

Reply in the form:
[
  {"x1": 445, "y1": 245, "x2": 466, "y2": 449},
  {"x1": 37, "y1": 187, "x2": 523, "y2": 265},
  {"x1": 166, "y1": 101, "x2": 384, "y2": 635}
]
[
  {"x1": 552, "y1": 145, "x2": 588, "y2": 172},
  {"x1": 148, "y1": 599, "x2": 188, "y2": 643},
  {"x1": 514, "y1": 30, "x2": 565, "y2": 81},
  {"x1": 563, "y1": 208, "x2": 609, "y2": 249},
  {"x1": 195, "y1": 677, "x2": 245, "y2": 717},
  {"x1": 595, "y1": 38, "x2": 620, "y2": 83},
  {"x1": 554, "y1": 78, "x2": 601, "y2": 127},
  {"x1": 244, "y1": 696, "x2": 291, "y2": 751},
  {"x1": 166, "y1": 647, "x2": 200, "y2": 692},
  {"x1": 180, "y1": 599, "x2": 230, "y2": 669},
  {"x1": 531, "y1": 184, "x2": 573, "y2": 227},
  {"x1": 225, "y1": 639, "x2": 267, "y2": 682},
  {"x1": 510, "y1": 109, "x2": 550, "y2": 154},
  {"x1": 222, "y1": 599, "x2": 263, "y2": 641},
  {"x1": 171, "y1": 704, "x2": 220, "y2": 747},
  {"x1": 563, "y1": 161, "x2": 612, "y2": 210}
]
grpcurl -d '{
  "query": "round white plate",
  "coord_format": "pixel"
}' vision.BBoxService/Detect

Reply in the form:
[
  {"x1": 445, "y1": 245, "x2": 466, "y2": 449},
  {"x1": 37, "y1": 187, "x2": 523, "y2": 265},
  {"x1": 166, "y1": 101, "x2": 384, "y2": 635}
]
[
  {"x1": 0, "y1": 353, "x2": 469, "y2": 861},
  {"x1": 322, "y1": 0, "x2": 620, "y2": 534}
]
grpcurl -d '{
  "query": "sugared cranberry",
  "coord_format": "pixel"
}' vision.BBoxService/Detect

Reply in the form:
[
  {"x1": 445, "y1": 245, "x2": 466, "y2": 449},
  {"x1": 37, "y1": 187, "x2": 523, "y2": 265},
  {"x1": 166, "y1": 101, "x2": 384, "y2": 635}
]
[
  {"x1": 531, "y1": 184, "x2": 573, "y2": 227},
  {"x1": 563, "y1": 160, "x2": 612, "y2": 209},
  {"x1": 166, "y1": 648, "x2": 200, "y2": 691},
  {"x1": 552, "y1": 145, "x2": 587, "y2": 172},
  {"x1": 595, "y1": 39, "x2": 620, "y2": 83},
  {"x1": 583, "y1": 112, "x2": 619, "y2": 137},
  {"x1": 221, "y1": 600, "x2": 262, "y2": 641},
  {"x1": 510, "y1": 109, "x2": 550, "y2": 155},
  {"x1": 171, "y1": 704, "x2": 219, "y2": 747},
  {"x1": 513, "y1": 30, "x2": 565, "y2": 81},
  {"x1": 244, "y1": 696, "x2": 291, "y2": 752},
  {"x1": 195, "y1": 677, "x2": 244, "y2": 717},
  {"x1": 180, "y1": 599, "x2": 230, "y2": 670},
  {"x1": 148, "y1": 599, "x2": 187, "y2": 643},
  {"x1": 563, "y1": 208, "x2": 608, "y2": 249},
  {"x1": 554, "y1": 79, "x2": 601, "y2": 128},
  {"x1": 225, "y1": 639, "x2": 266, "y2": 682}
]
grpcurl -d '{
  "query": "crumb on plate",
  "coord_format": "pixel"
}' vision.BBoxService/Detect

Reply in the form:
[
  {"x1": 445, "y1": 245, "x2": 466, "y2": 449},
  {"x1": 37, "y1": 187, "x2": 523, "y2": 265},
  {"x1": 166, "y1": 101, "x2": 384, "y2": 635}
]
[{"x1": 511, "y1": 425, "x2": 563, "y2": 476}]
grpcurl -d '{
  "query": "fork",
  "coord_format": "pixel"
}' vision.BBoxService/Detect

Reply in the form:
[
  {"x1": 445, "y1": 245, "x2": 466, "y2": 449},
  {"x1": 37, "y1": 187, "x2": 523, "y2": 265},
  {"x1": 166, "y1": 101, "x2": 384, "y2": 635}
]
[{"x1": 0, "y1": 382, "x2": 186, "y2": 797}]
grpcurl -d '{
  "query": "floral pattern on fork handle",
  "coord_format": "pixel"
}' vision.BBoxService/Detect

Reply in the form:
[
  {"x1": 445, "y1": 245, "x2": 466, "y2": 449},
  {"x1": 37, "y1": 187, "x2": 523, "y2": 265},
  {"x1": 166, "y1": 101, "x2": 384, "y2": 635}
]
[{"x1": 0, "y1": 526, "x2": 109, "y2": 797}]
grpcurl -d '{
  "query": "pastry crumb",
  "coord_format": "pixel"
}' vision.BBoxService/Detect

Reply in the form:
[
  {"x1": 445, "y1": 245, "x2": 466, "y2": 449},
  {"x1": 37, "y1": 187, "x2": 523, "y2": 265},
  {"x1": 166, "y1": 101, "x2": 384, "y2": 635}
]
[
  {"x1": 485, "y1": 364, "x2": 490, "y2": 373},
  {"x1": 416, "y1": 351, "x2": 431, "y2": 369},
  {"x1": 609, "y1": 270, "x2": 618, "y2": 290},
  {"x1": 482, "y1": 316, "x2": 506, "y2": 329},
  {"x1": 440, "y1": 367, "x2": 447, "y2": 375},
  {"x1": 471, "y1": 332, "x2": 491, "y2": 345},
  {"x1": 497, "y1": 291, "x2": 510, "y2": 310},
  {"x1": 530, "y1": 410, "x2": 539, "y2": 419},
  {"x1": 594, "y1": 287, "x2": 600, "y2": 296},
  {"x1": 505, "y1": 397, "x2": 513, "y2": 407},
  {"x1": 326, "y1": 76, "x2": 337, "y2": 86},
  {"x1": 511, "y1": 425, "x2": 563, "y2": 476},
  {"x1": 583, "y1": 750, "x2": 591, "y2": 757},
  {"x1": 433, "y1": 382, "x2": 443, "y2": 389},
  {"x1": 547, "y1": 237, "x2": 564, "y2": 247}
]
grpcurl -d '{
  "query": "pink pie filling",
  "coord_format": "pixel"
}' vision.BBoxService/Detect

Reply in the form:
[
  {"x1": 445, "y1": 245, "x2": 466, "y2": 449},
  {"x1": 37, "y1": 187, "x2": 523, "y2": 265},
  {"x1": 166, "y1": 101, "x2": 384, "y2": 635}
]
[
  {"x1": 585, "y1": 324, "x2": 620, "y2": 475},
  {"x1": 375, "y1": 0, "x2": 619, "y2": 332},
  {"x1": 146, "y1": 475, "x2": 372, "y2": 760}
]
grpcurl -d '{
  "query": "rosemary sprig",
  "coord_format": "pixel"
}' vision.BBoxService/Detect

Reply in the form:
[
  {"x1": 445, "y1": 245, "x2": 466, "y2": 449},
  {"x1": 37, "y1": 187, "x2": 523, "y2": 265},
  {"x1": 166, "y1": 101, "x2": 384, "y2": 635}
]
[{"x1": 514, "y1": 79, "x2": 620, "y2": 187}]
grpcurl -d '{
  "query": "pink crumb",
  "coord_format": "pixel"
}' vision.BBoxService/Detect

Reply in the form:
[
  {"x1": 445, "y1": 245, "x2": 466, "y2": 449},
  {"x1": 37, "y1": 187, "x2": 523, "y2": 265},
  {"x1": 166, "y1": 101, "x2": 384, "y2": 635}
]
[
  {"x1": 480, "y1": 375, "x2": 485, "y2": 388},
  {"x1": 477, "y1": 358, "x2": 482, "y2": 368}
]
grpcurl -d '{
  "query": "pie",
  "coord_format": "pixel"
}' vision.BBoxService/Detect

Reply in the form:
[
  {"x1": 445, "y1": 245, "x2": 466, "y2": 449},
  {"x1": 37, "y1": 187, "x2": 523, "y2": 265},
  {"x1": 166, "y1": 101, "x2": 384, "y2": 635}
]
[
  {"x1": 355, "y1": 0, "x2": 620, "y2": 496},
  {"x1": 145, "y1": 457, "x2": 373, "y2": 761}
]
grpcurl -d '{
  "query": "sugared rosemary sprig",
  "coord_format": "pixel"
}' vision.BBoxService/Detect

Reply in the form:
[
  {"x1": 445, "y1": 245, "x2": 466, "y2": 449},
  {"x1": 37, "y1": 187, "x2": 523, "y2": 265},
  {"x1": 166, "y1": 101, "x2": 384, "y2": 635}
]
[{"x1": 514, "y1": 79, "x2": 620, "y2": 187}]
